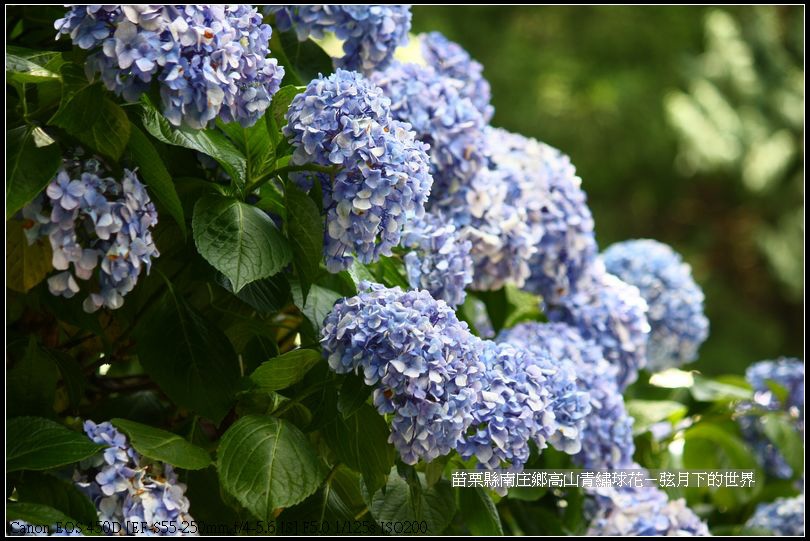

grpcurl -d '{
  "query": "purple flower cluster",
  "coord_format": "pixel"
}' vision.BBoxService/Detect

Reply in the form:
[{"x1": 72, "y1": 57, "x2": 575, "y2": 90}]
[
  {"x1": 745, "y1": 494, "x2": 804, "y2": 536},
  {"x1": 402, "y1": 212, "x2": 473, "y2": 308},
  {"x1": 602, "y1": 239, "x2": 709, "y2": 370},
  {"x1": 284, "y1": 70, "x2": 432, "y2": 271},
  {"x1": 55, "y1": 5, "x2": 284, "y2": 128},
  {"x1": 738, "y1": 358, "x2": 804, "y2": 478},
  {"x1": 587, "y1": 485, "x2": 710, "y2": 536},
  {"x1": 267, "y1": 5, "x2": 411, "y2": 73},
  {"x1": 500, "y1": 322, "x2": 635, "y2": 469},
  {"x1": 419, "y1": 32, "x2": 493, "y2": 122},
  {"x1": 371, "y1": 61, "x2": 487, "y2": 199},
  {"x1": 23, "y1": 157, "x2": 159, "y2": 313},
  {"x1": 321, "y1": 282, "x2": 484, "y2": 464},
  {"x1": 73, "y1": 421, "x2": 195, "y2": 536},
  {"x1": 483, "y1": 129, "x2": 598, "y2": 304},
  {"x1": 547, "y1": 262, "x2": 650, "y2": 390}
]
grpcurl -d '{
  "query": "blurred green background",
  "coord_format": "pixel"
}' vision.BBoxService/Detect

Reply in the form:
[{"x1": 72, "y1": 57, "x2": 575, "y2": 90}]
[{"x1": 412, "y1": 6, "x2": 804, "y2": 375}]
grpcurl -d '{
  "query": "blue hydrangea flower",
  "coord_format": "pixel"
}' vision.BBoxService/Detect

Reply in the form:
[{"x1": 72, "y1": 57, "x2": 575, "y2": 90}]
[
  {"x1": 443, "y1": 165, "x2": 540, "y2": 291},
  {"x1": 602, "y1": 239, "x2": 709, "y2": 370},
  {"x1": 402, "y1": 212, "x2": 473, "y2": 308},
  {"x1": 481, "y1": 128, "x2": 597, "y2": 304},
  {"x1": 587, "y1": 486, "x2": 710, "y2": 536},
  {"x1": 285, "y1": 70, "x2": 432, "y2": 272},
  {"x1": 321, "y1": 282, "x2": 485, "y2": 464},
  {"x1": 419, "y1": 32, "x2": 493, "y2": 122},
  {"x1": 74, "y1": 421, "x2": 195, "y2": 536},
  {"x1": 23, "y1": 157, "x2": 159, "y2": 313},
  {"x1": 745, "y1": 494, "x2": 804, "y2": 536},
  {"x1": 738, "y1": 358, "x2": 804, "y2": 479},
  {"x1": 547, "y1": 262, "x2": 651, "y2": 390},
  {"x1": 499, "y1": 322, "x2": 634, "y2": 468},
  {"x1": 267, "y1": 5, "x2": 411, "y2": 73},
  {"x1": 56, "y1": 5, "x2": 284, "y2": 128},
  {"x1": 458, "y1": 341, "x2": 555, "y2": 471},
  {"x1": 371, "y1": 61, "x2": 487, "y2": 199}
]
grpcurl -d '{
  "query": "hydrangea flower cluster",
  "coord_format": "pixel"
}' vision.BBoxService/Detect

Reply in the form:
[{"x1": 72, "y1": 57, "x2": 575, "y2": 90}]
[
  {"x1": 457, "y1": 341, "x2": 555, "y2": 470},
  {"x1": 587, "y1": 486, "x2": 710, "y2": 536},
  {"x1": 738, "y1": 358, "x2": 804, "y2": 478},
  {"x1": 419, "y1": 32, "x2": 494, "y2": 122},
  {"x1": 321, "y1": 282, "x2": 485, "y2": 464},
  {"x1": 500, "y1": 322, "x2": 635, "y2": 469},
  {"x1": 371, "y1": 61, "x2": 487, "y2": 198},
  {"x1": 22, "y1": 157, "x2": 159, "y2": 313},
  {"x1": 267, "y1": 5, "x2": 411, "y2": 73},
  {"x1": 284, "y1": 70, "x2": 432, "y2": 272},
  {"x1": 745, "y1": 494, "x2": 805, "y2": 536},
  {"x1": 74, "y1": 421, "x2": 195, "y2": 536},
  {"x1": 55, "y1": 5, "x2": 284, "y2": 129},
  {"x1": 402, "y1": 212, "x2": 473, "y2": 308},
  {"x1": 602, "y1": 239, "x2": 709, "y2": 371},
  {"x1": 482, "y1": 129, "x2": 597, "y2": 304},
  {"x1": 547, "y1": 262, "x2": 650, "y2": 390}
]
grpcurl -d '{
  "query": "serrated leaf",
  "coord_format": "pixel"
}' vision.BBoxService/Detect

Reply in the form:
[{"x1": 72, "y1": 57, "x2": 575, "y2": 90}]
[
  {"x1": 369, "y1": 255, "x2": 409, "y2": 290},
  {"x1": 285, "y1": 180, "x2": 323, "y2": 300},
  {"x1": 290, "y1": 282, "x2": 342, "y2": 333},
  {"x1": 6, "y1": 46, "x2": 62, "y2": 83},
  {"x1": 760, "y1": 412, "x2": 804, "y2": 477},
  {"x1": 218, "y1": 118, "x2": 275, "y2": 188},
  {"x1": 459, "y1": 487, "x2": 503, "y2": 535},
  {"x1": 134, "y1": 288, "x2": 240, "y2": 423},
  {"x1": 337, "y1": 373, "x2": 373, "y2": 419},
  {"x1": 127, "y1": 124, "x2": 185, "y2": 235},
  {"x1": 15, "y1": 471, "x2": 97, "y2": 525},
  {"x1": 219, "y1": 272, "x2": 291, "y2": 313},
  {"x1": 49, "y1": 83, "x2": 130, "y2": 160},
  {"x1": 111, "y1": 418, "x2": 211, "y2": 470},
  {"x1": 275, "y1": 31, "x2": 334, "y2": 85},
  {"x1": 193, "y1": 195, "x2": 291, "y2": 292},
  {"x1": 268, "y1": 85, "x2": 305, "y2": 137},
  {"x1": 140, "y1": 96, "x2": 246, "y2": 187},
  {"x1": 6, "y1": 124, "x2": 61, "y2": 218},
  {"x1": 7, "y1": 417, "x2": 103, "y2": 472},
  {"x1": 250, "y1": 349, "x2": 322, "y2": 391},
  {"x1": 217, "y1": 415, "x2": 326, "y2": 520},
  {"x1": 369, "y1": 469, "x2": 456, "y2": 535},
  {"x1": 6, "y1": 218, "x2": 53, "y2": 292},
  {"x1": 323, "y1": 404, "x2": 395, "y2": 495}
]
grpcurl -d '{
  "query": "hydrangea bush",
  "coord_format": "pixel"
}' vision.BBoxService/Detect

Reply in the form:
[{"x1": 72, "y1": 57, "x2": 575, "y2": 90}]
[{"x1": 5, "y1": 4, "x2": 802, "y2": 537}]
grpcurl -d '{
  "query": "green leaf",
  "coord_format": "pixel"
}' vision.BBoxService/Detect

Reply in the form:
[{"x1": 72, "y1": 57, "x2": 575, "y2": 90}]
[
  {"x1": 369, "y1": 469, "x2": 456, "y2": 535},
  {"x1": 134, "y1": 288, "x2": 240, "y2": 423},
  {"x1": 369, "y1": 255, "x2": 410, "y2": 289},
  {"x1": 348, "y1": 260, "x2": 376, "y2": 285},
  {"x1": 6, "y1": 502, "x2": 75, "y2": 529},
  {"x1": 626, "y1": 399, "x2": 688, "y2": 435},
  {"x1": 127, "y1": 125, "x2": 185, "y2": 235},
  {"x1": 49, "y1": 83, "x2": 130, "y2": 160},
  {"x1": 15, "y1": 471, "x2": 97, "y2": 525},
  {"x1": 183, "y1": 467, "x2": 242, "y2": 525},
  {"x1": 323, "y1": 404, "x2": 396, "y2": 495},
  {"x1": 140, "y1": 97, "x2": 246, "y2": 187},
  {"x1": 285, "y1": 180, "x2": 324, "y2": 300},
  {"x1": 111, "y1": 418, "x2": 211, "y2": 470},
  {"x1": 49, "y1": 350, "x2": 86, "y2": 410},
  {"x1": 291, "y1": 282, "x2": 343, "y2": 333},
  {"x1": 459, "y1": 487, "x2": 503, "y2": 535},
  {"x1": 218, "y1": 119, "x2": 275, "y2": 185},
  {"x1": 219, "y1": 272, "x2": 291, "y2": 313},
  {"x1": 6, "y1": 46, "x2": 62, "y2": 83},
  {"x1": 760, "y1": 412, "x2": 804, "y2": 477},
  {"x1": 337, "y1": 373, "x2": 373, "y2": 419},
  {"x1": 8, "y1": 337, "x2": 59, "y2": 418},
  {"x1": 6, "y1": 124, "x2": 61, "y2": 218},
  {"x1": 273, "y1": 31, "x2": 333, "y2": 86},
  {"x1": 474, "y1": 288, "x2": 509, "y2": 333},
  {"x1": 217, "y1": 415, "x2": 326, "y2": 520},
  {"x1": 6, "y1": 218, "x2": 53, "y2": 292},
  {"x1": 7, "y1": 417, "x2": 103, "y2": 472},
  {"x1": 193, "y1": 195, "x2": 292, "y2": 292},
  {"x1": 250, "y1": 348, "x2": 322, "y2": 391},
  {"x1": 690, "y1": 375, "x2": 753, "y2": 402},
  {"x1": 267, "y1": 85, "x2": 305, "y2": 141},
  {"x1": 282, "y1": 465, "x2": 367, "y2": 525}
]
